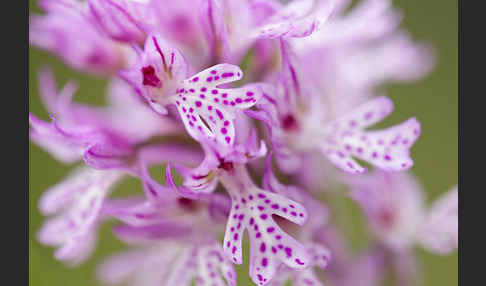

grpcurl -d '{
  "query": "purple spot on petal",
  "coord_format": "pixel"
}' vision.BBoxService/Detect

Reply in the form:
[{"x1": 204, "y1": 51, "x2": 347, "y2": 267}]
[
  {"x1": 262, "y1": 258, "x2": 268, "y2": 267},
  {"x1": 141, "y1": 66, "x2": 161, "y2": 87},
  {"x1": 216, "y1": 109, "x2": 224, "y2": 119}
]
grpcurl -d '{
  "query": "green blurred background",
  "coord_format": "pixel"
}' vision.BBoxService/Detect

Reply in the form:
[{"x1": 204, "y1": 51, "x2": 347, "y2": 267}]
[{"x1": 29, "y1": 0, "x2": 458, "y2": 285}]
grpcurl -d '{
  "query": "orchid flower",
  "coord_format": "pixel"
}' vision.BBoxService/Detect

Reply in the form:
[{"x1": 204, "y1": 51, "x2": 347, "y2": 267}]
[
  {"x1": 161, "y1": 134, "x2": 312, "y2": 285},
  {"x1": 121, "y1": 33, "x2": 267, "y2": 147},
  {"x1": 98, "y1": 172, "x2": 236, "y2": 286},
  {"x1": 87, "y1": 0, "x2": 152, "y2": 43},
  {"x1": 261, "y1": 155, "x2": 332, "y2": 286},
  {"x1": 29, "y1": 0, "x2": 455, "y2": 285},
  {"x1": 98, "y1": 239, "x2": 236, "y2": 286},
  {"x1": 348, "y1": 170, "x2": 458, "y2": 254},
  {"x1": 248, "y1": 40, "x2": 421, "y2": 174},
  {"x1": 37, "y1": 167, "x2": 124, "y2": 265},
  {"x1": 29, "y1": 69, "x2": 181, "y2": 169},
  {"x1": 30, "y1": 0, "x2": 124, "y2": 75}
]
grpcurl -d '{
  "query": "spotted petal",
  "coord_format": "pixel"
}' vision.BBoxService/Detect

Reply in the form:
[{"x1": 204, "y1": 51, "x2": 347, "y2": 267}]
[
  {"x1": 37, "y1": 167, "x2": 123, "y2": 265},
  {"x1": 171, "y1": 64, "x2": 263, "y2": 146},
  {"x1": 321, "y1": 96, "x2": 421, "y2": 173},
  {"x1": 195, "y1": 242, "x2": 237, "y2": 286},
  {"x1": 221, "y1": 167, "x2": 310, "y2": 285},
  {"x1": 254, "y1": 0, "x2": 334, "y2": 39}
]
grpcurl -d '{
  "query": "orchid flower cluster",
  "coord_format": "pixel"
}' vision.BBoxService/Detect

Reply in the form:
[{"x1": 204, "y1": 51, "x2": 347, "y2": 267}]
[{"x1": 30, "y1": 0, "x2": 457, "y2": 285}]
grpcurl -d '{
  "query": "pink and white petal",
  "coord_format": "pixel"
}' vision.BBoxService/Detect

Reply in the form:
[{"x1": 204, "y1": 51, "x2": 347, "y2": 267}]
[
  {"x1": 166, "y1": 163, "x2": 218, "y2": 198},
  {"x1": 101, "y1": 196, "x2": 146, "y2": 216},
  {"x1": 103, "y1": 197, "x2": 173, "y2": 227},
  {"x1": 197, "y1": 242, "x2": 237, "y2": 286},
  {"x1": 349, "y1": 117, "x2": 421, "y2": 171},
  {"x1": 246, "y1": 215, "x2": 310, "y2": 285},
  {"x1": 38, "y1": 67, "x2": 77, "y2": 115},
  {"x1": 112, "y1": 222, "x2": 191, "y2": 243},
  {"x1": 307, "y1": 243, "x2": 332, "y2": 269},
  {"x1": 38, "y1": 168, "x2": 123, "y2": 264},
  {"x1": 54, "y1": 230, "x2": 97, "y2": 266},
  {"x1": 244, "y1": 109, "x2": 275, "y2": 129},
  {"x1": 222, "y1": 205, "x2": 245, "y2": 265},
  {"x1": 174, "y1": 94, "x2": 236, "y2": 146},
  {"x1": 37, "y1": 213, "x2": 76, "y2": 246},
  {"x1": 97, "y1": 249, "x2": 147, "y2": 284},
  {"x1": 256, "y1": 17, "x2": 320, "y2": 39},
  {"x1": 302, "y1": 0, "x2": 401, "y2": 47},
  {"x1": 284, "y1": 17, "x2": 321, "y2": 38},
  {"x1": 83, "y1": 142, "x2": 134, "y2": 170},
  {"x1": 164, "y1": 246, "x2": 197, "y2": 286},
  {"x1": 38, "y1": 167, "x2": 94, "y2": 215},
  {"x1": 322, "y1": 112, "x2": 421, "y2": 173},
  {"x1": 216, "y1": 83, "x2": 264, "y2": 109},
  {"x1": 255, "y1": 21, "x2": 297, "y2": 39},
  {"x1": 254, "y1": 0, "x2": 336, "y2": 40},
  {"x1": 183, "y1": 64, "x2": 243, "y2": 89},
  {"x1": 223, "y1": 186, "x2": 310, "y2": 285},
  {"x1": 40, "y1": 168, "x2": 122, "y2": 241},
  {"x1": 87, "y1": 0, "x2": 148, "y2": 43},
  {"x1": 137, "y1": 144, "x2": 204, "y2": 166},
  {"x1": 327, "y1": 96, "x2": 394, "y2": 131},
  {"x1": 199, "y1": 0, "x2": 232, "y2": 61},
  {"x1": 29, "y1": 114, "x2": 84, "y2": 163},
  {"x1": 322, "y1": 149, "x2": 367, "y2": 174},
  {"x1": 340, "y1": 32, "x2": 435, "y2": 90},
  {"x1": 173, "y1": 64, "x2": 265, "y2": 146},
  {"x1": 249, "y1": 0, "x2": 281, "y2": 26},
  {"x1": 292, "y1": 269, "x2": 325, "y2": 286},
  {"x1": 258, "y1": 191, "x2": 308, "y2": 226},
  {"x1": 418, "y1": 187, "x2": 458, "y2": 255}
]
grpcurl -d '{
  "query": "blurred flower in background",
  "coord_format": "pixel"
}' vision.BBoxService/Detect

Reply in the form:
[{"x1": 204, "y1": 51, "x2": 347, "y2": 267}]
[{"x1": 29, "y1": 0, "x2": 458, "y2": 285}]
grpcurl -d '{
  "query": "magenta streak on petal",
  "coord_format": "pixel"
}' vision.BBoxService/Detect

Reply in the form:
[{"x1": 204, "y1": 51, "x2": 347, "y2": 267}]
[{"x1": 152, "y1": 36, "x2": 167, "y2": 70}]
